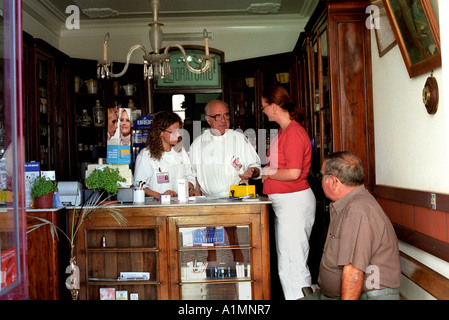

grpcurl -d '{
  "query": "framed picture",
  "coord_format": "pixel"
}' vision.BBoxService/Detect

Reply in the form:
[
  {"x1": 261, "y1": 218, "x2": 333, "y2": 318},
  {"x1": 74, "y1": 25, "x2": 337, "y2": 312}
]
[
  {"x1": 372, "y1": 0, "x2": 397, "y2": 57},
  {"x1": 382, "y1": 0, "x2": 441, "y2": 78}
]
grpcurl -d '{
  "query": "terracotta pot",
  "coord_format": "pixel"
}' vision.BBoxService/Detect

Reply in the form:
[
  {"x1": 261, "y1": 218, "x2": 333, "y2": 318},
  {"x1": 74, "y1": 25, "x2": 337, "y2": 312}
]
[{"x1": 34, "y1": 191, "x2": 54, "y2": 209}]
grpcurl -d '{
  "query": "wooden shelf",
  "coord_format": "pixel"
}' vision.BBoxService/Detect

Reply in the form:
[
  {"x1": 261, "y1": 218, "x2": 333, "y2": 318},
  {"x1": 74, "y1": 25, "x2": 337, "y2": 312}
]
[
  {"x1": 178, "y1": 245, "x2": 252, "y2": 252},
  {"x1": 179, "y1": 278, "x2": 254, "y2": 285},
  {"x1": 87, "y1": 279, "x2": 159, "y2": 286},
  {"x1": 87, "y1": 247, "x2": 158, "y2": 253}
]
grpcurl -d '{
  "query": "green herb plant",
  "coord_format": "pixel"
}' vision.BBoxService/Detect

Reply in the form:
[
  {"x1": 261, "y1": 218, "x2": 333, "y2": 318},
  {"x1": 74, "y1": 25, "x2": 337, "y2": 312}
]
[
  {"x1": 31, "y1": 176, "x2": 59, "y2": 198},
  {"x1": 84, "y1": 166, "x2": 126, "y2": 195}
]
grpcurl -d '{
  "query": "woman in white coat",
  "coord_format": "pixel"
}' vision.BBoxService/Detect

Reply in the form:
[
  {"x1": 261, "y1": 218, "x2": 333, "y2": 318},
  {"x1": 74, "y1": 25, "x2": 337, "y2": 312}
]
[{"x1": 134, "y1": 111, "x2": 199, "y2": 199}]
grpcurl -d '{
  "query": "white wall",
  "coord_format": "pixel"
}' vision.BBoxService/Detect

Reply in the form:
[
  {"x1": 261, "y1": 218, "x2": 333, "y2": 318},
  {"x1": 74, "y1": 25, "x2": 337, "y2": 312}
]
[{"x1": 371, "y1": 0, "x2": 449, "y2": 194}]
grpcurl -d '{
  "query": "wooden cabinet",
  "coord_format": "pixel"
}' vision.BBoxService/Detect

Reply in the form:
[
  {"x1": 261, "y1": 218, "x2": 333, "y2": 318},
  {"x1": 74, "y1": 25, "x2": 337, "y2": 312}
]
[
  {"x1": 23, "y1": 36, "x2": 74, "y2": 181},
  {"x1": 70, "y1": 200, "x2": 271, "y2": 300},
  {"x1": 292, "y1": 1, "x2": 375, "y2": 282},
  {"x1": 70, "y1": 58, "x2": 149, "y2": 180},
  {"x1": 295, "y1": 0, "x2": 375, "y2": 191},
  {"x1": 26, "y1": 208, "x2": 69, "y2": 300},
  {"x1": 83, "y1": 225, "x2": 164, "y2": 300}
]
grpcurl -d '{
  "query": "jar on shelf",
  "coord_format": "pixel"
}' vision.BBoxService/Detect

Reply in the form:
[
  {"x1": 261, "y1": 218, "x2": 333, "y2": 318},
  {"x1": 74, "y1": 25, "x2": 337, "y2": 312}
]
[
  {"x1": 93, "y1": 100, "x2": 105, "y2": 127},
  {"x1": 127, "y1": 99, "x2": 136, "y2": 110},
  {"x1": 78, "y1": 109, "x2": 92, "y2": 127}
]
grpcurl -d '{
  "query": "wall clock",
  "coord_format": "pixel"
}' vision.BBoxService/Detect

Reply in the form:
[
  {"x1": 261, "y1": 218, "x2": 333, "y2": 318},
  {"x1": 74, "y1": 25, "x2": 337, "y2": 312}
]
[{"x1": 422, "y1": 75, "x2": 438, "y2": 114}]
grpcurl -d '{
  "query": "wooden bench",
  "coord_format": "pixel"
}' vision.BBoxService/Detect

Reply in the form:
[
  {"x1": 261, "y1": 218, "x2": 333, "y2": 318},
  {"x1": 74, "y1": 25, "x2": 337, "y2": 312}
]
[{"x1": 400, "y1": 252, "x2": 449, "y2": 300}]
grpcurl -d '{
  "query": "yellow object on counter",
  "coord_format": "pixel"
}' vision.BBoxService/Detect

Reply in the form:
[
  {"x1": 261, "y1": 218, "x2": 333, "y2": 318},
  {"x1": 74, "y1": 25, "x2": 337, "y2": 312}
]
[
  {"x1": 0, "y1": 190, "x2": 13, "y2": 203},
  {"x1": 229, "y1": 179, "x2": 255, "y2": 198}
]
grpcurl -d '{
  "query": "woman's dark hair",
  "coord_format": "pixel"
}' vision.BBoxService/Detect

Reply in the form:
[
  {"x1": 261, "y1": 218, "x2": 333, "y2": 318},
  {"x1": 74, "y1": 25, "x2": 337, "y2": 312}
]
[
  {"x1": 262, "y1": 84, "x2": 304, "y2": 123},
  {"x1": 323, "y1": 151, "x2": 365, "y2": 186},
  {"x1": 146, "y1": 111, "x2": 183, "y2": 160}
]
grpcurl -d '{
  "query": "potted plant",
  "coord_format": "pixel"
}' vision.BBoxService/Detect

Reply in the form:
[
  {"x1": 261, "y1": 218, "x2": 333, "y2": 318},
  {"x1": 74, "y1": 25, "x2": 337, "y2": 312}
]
[
  {"x1": 31, "y1": 176, "x2": 58, "y2": 209},
  {"x1": 84, "y1": 166, "x2": 126, "y2": 202}
]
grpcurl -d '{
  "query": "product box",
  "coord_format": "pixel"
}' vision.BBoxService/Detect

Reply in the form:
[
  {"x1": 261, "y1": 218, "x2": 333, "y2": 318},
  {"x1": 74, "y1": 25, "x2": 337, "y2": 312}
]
[
  {"x1": 0, "y1": 247, "x2": 17, "y2": 289},
  {"x1": 25, "y1": 162, "x2": 40, "y2": 207},
  {"x1": 160, "y1": 194, "x2": 171, "y2": 204},
  {"x1": 100, "y1": 287, "x2": 116, "y2": 300},
  {"x1": 116, "y1": 290, "x2": 128, "y2": 300},
  {"x1": 119, "y1": 272, "x2": 150, "y2": 280},
  {"x1": 177, "y1": 178, "x2": 188, "y2": 203},
  {"x1": 40, "y1": 170, "x2": 56, "y2": 180},
  {"x1": 107, "y1": 107, "x2": 131, "y2": 164}
]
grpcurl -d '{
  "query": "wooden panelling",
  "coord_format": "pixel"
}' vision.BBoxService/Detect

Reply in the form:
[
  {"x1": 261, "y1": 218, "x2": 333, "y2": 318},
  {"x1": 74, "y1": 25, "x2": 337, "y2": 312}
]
[
  {"x1": 375, "y1": 184, "x2": 449, "y2": 212},
  {"x1": 400, "y1": 251, "x2": 449, "y2": 300},
  {"x1": 375, "y1": 185, "x2": 449, "y2": 263},
  {"x1": 394, "y1": 225, "x2": 449, "y2": 264}
]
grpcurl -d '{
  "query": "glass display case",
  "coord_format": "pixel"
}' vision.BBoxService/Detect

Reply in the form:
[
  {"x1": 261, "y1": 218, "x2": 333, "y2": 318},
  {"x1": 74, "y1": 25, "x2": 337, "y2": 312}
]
[
  {"x1": 23, "y1": 35, "x2": 72, "y2": 181},
  {"x1": 178, "y1": 225, "x2": 252, "y2": 300},
  {"x1": 295, "y1": 0, "x2": 375, "y2": 190},
  {"x1": 70, "y1": 58, "x2": 149, "y2": 180},
  {"x1": 0, "y1": 0, "x2": 28, "y2": 300},
  {"x1": 72, "y1": 201, "x2": 271, "y2": 300}
]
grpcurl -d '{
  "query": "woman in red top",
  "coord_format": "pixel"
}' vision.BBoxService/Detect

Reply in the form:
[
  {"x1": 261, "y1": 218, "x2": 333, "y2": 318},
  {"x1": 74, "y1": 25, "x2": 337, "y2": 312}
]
[{"x1": 261, "y1": 85, "x2": 316, "y2": 299}]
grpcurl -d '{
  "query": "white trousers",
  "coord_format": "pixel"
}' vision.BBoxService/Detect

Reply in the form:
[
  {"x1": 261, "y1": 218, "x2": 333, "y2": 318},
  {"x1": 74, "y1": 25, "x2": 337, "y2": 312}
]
[{"x1": 269, "y1": 188, "x2": 316, "y2": 299}]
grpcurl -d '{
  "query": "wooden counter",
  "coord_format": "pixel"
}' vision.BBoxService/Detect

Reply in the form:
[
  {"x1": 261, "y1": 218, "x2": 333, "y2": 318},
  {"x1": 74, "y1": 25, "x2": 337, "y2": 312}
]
[{"x1": 70, "y1": 197, "x2": 272, "y2": 300}]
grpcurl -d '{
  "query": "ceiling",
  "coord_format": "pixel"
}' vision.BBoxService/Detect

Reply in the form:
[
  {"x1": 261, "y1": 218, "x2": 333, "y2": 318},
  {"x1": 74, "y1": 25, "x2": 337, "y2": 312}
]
[{"x1": 23, "y1": 0, "x2": 318, "y2": 26}]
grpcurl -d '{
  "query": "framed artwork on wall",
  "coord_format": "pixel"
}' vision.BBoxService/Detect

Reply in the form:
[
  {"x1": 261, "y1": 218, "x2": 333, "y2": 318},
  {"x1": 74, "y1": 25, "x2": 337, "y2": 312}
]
[
  {"x1": 382, "y1": 0, "x2": 441, "y2": 78},
  {"x1": 372, "y1": 0, "x2": 397, "y2": 57}
]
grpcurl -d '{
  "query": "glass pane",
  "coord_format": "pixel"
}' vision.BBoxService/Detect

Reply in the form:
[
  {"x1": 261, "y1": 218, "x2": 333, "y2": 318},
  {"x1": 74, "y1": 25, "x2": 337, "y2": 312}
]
[
  {"x1": 320, "y1": 30, "x2": 332, "y2": 157},
  {"x1": 0, "y1": 0, "x2": 27, "y2": 299},
  {"x1": 179, "y1": 226, "x2": 252, "y2": 300},
  {"x1": 182, "y1": 282, "x2": 251, "y2": 300},
  {"x1": 37, "y1": 59, "x2": 50, "y2": 170},
  {"x1": 229, "y1": 75, "x2": 257, "y2": 150},
  {"x1": 179, "y1": 226, "x2": 250, "y2": 248},
  {"x1": 180, "y1": 248, "x2": 251, "y2": 281}
]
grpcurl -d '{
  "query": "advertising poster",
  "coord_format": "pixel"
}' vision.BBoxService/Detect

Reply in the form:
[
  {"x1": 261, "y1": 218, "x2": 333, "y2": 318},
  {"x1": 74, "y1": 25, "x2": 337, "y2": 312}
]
[
  {"x1": 106, "y1": 107, "x2": 131, "y2": 164},
  {"x1": 25, "y1": 161, "x2": 40, "y2": 207}
]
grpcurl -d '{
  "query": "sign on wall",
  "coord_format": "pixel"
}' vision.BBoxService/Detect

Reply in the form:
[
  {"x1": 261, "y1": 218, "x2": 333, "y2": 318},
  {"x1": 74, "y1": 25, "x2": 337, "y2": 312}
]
[{"x1": 154, "y1": 50, "x2": 221, "y2": 89}]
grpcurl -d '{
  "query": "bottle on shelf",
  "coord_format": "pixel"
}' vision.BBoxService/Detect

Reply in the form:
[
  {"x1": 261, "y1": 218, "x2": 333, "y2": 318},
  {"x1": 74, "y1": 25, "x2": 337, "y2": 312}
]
[
  {"x1": 93, "y1": 99, "x2": 105, "y2": 127},
  {"x1": 128, "y1": 99, "x2": 141, "y2": 125},
  {"x1": 78, "y1": 109, "x2": 92, "y2": 127},
  {"x1": 127, "y1": 99, "x2": 135, "y2": 111}
]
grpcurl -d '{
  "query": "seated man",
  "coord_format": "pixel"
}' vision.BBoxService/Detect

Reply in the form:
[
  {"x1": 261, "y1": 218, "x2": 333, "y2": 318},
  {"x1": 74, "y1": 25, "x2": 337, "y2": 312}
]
[{"x1": 301, "y1": 151, "x2": 401, "y2": 300}]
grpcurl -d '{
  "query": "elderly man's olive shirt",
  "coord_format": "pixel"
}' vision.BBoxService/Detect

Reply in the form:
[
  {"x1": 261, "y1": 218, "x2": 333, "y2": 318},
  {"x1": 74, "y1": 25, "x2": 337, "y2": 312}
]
[{"x1": 318, "y1": 186, "x2": 401, "y2": 298}]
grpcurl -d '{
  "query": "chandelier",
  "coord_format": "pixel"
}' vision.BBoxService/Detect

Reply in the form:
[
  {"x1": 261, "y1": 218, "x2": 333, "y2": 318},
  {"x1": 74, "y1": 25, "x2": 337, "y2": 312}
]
[{"x1": 97, "y1": 0, "x2": 216, "y2": 80}]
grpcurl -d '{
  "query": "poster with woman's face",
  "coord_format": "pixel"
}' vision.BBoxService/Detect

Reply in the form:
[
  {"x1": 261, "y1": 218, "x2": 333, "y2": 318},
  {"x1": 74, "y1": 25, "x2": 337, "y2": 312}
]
[
  {"x1": 107, "y1": 108, "x2": 131, "y2": 146},
  {"x1": 119, "y1": 108, "x2": 132, "y2": 146},
  {"x1": 107, "y1": 108, "x2": 132, "y2": 164}
]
